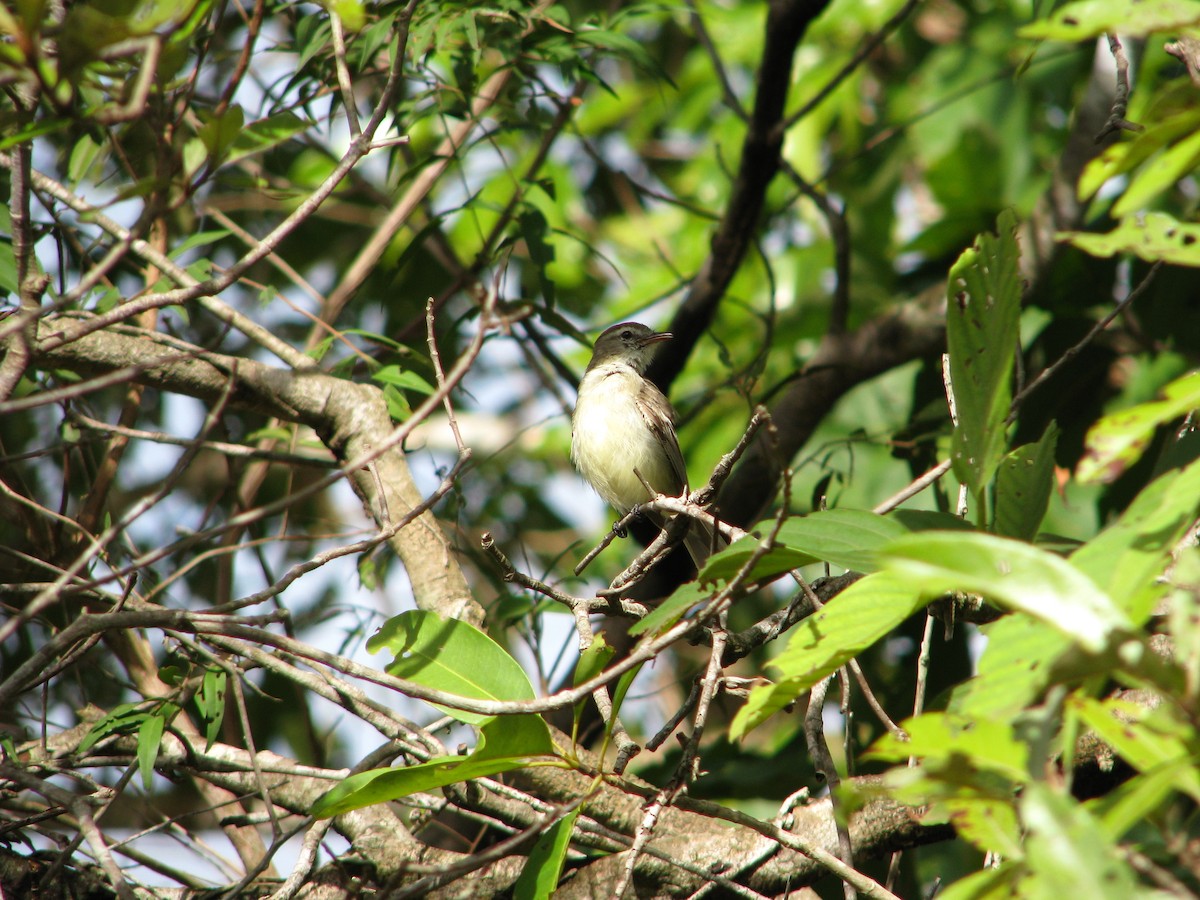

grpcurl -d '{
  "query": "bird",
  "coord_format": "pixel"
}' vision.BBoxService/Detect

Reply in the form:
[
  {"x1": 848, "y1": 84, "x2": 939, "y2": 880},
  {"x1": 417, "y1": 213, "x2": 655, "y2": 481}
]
[{"x1": 570, "y1": 322, "x2": 718, "y2": 568}]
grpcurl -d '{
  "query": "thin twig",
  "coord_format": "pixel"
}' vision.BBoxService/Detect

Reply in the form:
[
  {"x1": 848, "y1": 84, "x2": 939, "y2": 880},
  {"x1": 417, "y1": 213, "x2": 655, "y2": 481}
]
[
  {"x1": 1009, "y1": 261, "x2": 1163, "y2": 419},
  {"x1": 1095, "y1": 34, "x2": 1144, "y2": 143}
]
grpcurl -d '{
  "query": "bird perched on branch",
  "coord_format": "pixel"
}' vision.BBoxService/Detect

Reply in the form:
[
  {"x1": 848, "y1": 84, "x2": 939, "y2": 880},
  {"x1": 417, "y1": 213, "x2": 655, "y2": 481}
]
[{"x1": 571, "y1": 322, "x2": 718, "y2": 568}]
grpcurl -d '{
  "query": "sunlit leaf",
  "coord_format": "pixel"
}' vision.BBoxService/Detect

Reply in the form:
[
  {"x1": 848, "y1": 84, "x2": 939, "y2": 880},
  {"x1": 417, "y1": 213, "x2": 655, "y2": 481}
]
[
  {"x1": 1020, "y1": 0, "x2": 1200, "y2": 40},
  {"x1": 311, "y1": 715, "x2": 556, "y2": 817},
  {"x1": 885, "y1": 531, "x2": 1131, "y2": 652},
  {"x1": 1076, "y1": 371, "x2": 1200, "y2": 483},
  {"x1": 368, "y1": 610, "x2": 538, "y2": 725},
  {"x1": 946, "y1": 210, "x2": 1022, "y2": 504},
  {"x1": 1061, "y1": 213, "x2": 1200, "y2": 269},
  {"x1": 730, "y1": 572, "x2": 926, "y2": 738}
]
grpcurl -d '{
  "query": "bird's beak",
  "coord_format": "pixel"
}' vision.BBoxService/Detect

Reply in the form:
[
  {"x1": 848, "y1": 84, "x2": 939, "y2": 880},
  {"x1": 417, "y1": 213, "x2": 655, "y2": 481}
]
[{"x1": 640, "y1": 331, "x2": 672, "y2": 347}]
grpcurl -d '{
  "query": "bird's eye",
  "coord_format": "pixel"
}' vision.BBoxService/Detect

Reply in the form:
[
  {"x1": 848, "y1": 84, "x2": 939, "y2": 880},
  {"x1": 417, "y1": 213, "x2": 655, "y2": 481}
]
[{"x1": 620, "y1": 330, "x2": 632, "y2": 340}]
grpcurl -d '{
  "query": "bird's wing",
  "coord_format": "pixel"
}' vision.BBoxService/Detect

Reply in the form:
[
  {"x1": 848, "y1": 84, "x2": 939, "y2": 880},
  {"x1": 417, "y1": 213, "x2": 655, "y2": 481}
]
[{"x1": 636, "y1": 380, "x2": 689, "y2": 494}]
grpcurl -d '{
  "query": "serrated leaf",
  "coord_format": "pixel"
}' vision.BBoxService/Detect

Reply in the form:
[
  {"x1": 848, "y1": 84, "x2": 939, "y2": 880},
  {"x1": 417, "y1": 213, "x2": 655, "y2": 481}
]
[
  {"x1": 946, "y1": 210, "x2": 1022, "y2": 502},
  {"x1": 368, "y1": 610, "x2": 537, "y2": 725},
  {"x1": 886, "y1": 532, "x2": 1132, "y2": 652}
]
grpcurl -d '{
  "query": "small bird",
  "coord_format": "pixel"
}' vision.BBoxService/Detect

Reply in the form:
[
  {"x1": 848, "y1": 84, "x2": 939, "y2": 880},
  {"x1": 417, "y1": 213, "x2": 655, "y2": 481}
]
[{"x1": 571, "y1": 322, "x2": 717, "y2": 567}]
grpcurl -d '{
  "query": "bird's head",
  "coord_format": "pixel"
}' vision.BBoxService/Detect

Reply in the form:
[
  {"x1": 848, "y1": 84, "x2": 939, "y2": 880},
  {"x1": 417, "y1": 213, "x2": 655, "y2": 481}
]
[{"x1": 586, "y1": 322, "x2": 672, "y2": 374}]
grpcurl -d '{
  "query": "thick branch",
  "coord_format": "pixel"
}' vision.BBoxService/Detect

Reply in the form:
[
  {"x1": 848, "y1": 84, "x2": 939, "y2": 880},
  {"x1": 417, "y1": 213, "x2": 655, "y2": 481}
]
[
  {"x1": 648, "y1": 0, "x2": 831, "y2": 389},
  {"x1": 6, "y1": 315, "x2": 482, "y2": 625},
  {"x1": 718, "y1": 293, "x2": 946, "y2": 527}
]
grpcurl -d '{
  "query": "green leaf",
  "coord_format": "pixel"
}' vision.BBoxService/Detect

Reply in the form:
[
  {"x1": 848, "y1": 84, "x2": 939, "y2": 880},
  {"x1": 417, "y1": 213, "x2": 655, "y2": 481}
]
[
  {"x1": 225, "y1": 111, "x2": 310, "y2": 167},
  {"x1": 311, "y1": 714, "x2": 556, "y2": 817},
  {"x1": 1061, "y1": 213, "x2": 1200, "y2": 269},
  {"x1": 573, "y1": 636, "x2": 615, "y2": 688},
  {"x1": 730, "y1": 572, "x2": 926, "y2": 738},
  {"x1": 382, "y1": 384, "x2": 412, "y2": 422},
  {"x1": 67, "y1": 133, "x2": 105, "y2": 183},
  {"x1": 572, "y1": 636, "x2": 615, "y2": 739},
  {"x1": 773, "y1": 508, "x2": 910, "y2": 573},
  {"x1": 197, "y1": 104, "x2": 245, "y2": 165},
  {"x1": 993, "y1": 423, "x2": 1058, "y2": 540},
  {"x1": 867, "y1": 712, "x2": 1030, "y2": 781},
  {"x1": 137, "y1": 712, "x2": 166, "y2": 790},
  {"x1": 169, "y1": 229, "x2": 231, "y2": 260},
  {"x1": 1076, "y1": 370, "x2": 1200, "y2": 483},
  {"x1": 1021, "y1": 782, "x2": 1138, "y2": 898},
  {"x1": 368, "y1": 610, "x2": 538, "y2": 725},
  {"x1": 1019, "y1": 0, "x2": 1200, "y2": 40},
  {"x1": 1069, "y1": 695, "x2": 1200, "y2": 801},
  {"x1": 1078, "y1": 108, "x2": 1200, "y2": 201},
  {"x1": 937, "y1": 864, "x2": 1021, "y2": 900},
  {"x1": 327, "y1": 0, "x2": 366, "y2": 32},
  {"x1": 1114, "y1": 129, "x2": 1200, "y2": 217},
  {"x1": 949, "y1": 616, "x2": 1071, "y2": 718},
  {"x1": 371, "y1": 365, "x2": 436, "y2": 394},
  {"x1": 698, "y1": 508, "x2": 911, "y2": 587},
  {"x1": 0, "y1": 235, "x2": 17, "y2": 297},
  {"x1": 1070, "y1": 458, "x2": 1200, "y2": 622},
  {"x1": 518, "y1": 206, "x2": 556, "y2": 308},
  {"x1": 78, "y1": 702, "x2": 151, "y2": 753},
  {"x1": 1090, "y1": 757, "x2": 1198, "y2": 840},
  {"x1": 946, "y1": 210, "x2": 1022, "y2": 504},
  {"x1": 884, "y1": 532, "x2": 1132, "y2": 653},
  {"x1": 944, "y1": 798, "x2": 1024, "y2": 859},
  {"x1": 627, "y1": 579, "x2": 710, "y2": 637},
  {"x1": 513, "y1": 806, "x2": 581, "y2": 900},
  {"x1": 196, "y1": 668, "x2": 227, "y2": 751}
]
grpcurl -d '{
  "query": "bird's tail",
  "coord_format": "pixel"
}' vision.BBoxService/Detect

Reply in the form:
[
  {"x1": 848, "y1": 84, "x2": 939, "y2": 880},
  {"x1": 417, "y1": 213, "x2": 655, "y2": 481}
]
[{"x1": 682, "y1": 515, "x2": 726, "y2": 571}]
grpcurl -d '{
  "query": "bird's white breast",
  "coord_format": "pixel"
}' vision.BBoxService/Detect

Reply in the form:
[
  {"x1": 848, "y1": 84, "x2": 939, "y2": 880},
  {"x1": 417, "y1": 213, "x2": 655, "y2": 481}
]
[{"x1": 571, "y1": 365, "x2": 681, "y2": 513}]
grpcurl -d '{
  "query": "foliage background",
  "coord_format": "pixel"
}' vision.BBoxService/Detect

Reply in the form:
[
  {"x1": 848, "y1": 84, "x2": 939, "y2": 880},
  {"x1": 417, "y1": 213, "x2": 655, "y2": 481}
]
[{"x1": 1, "y1": 0, "x2": 1199, "y2": 897}]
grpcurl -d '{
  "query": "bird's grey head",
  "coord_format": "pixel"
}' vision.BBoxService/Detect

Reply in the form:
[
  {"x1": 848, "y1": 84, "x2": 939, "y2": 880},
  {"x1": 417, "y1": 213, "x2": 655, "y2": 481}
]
[{"x1": 586, "y1": 322, "x2": 672, "y2": 374}]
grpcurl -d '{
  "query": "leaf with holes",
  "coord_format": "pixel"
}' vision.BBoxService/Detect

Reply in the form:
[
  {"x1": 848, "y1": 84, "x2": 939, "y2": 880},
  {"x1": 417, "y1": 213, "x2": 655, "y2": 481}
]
[{"x1": 946, "y1": 210, "x2": 1022, "y2": 503}]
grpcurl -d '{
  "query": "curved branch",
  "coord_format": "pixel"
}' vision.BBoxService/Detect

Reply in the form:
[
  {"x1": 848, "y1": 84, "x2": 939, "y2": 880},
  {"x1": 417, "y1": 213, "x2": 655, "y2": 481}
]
[
  {"x1": 648, "y1": 0, "x2": 832, "y2": 390},
  {"x1": 5, "y1": 314, "x2": 483, "y2": 625}
]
